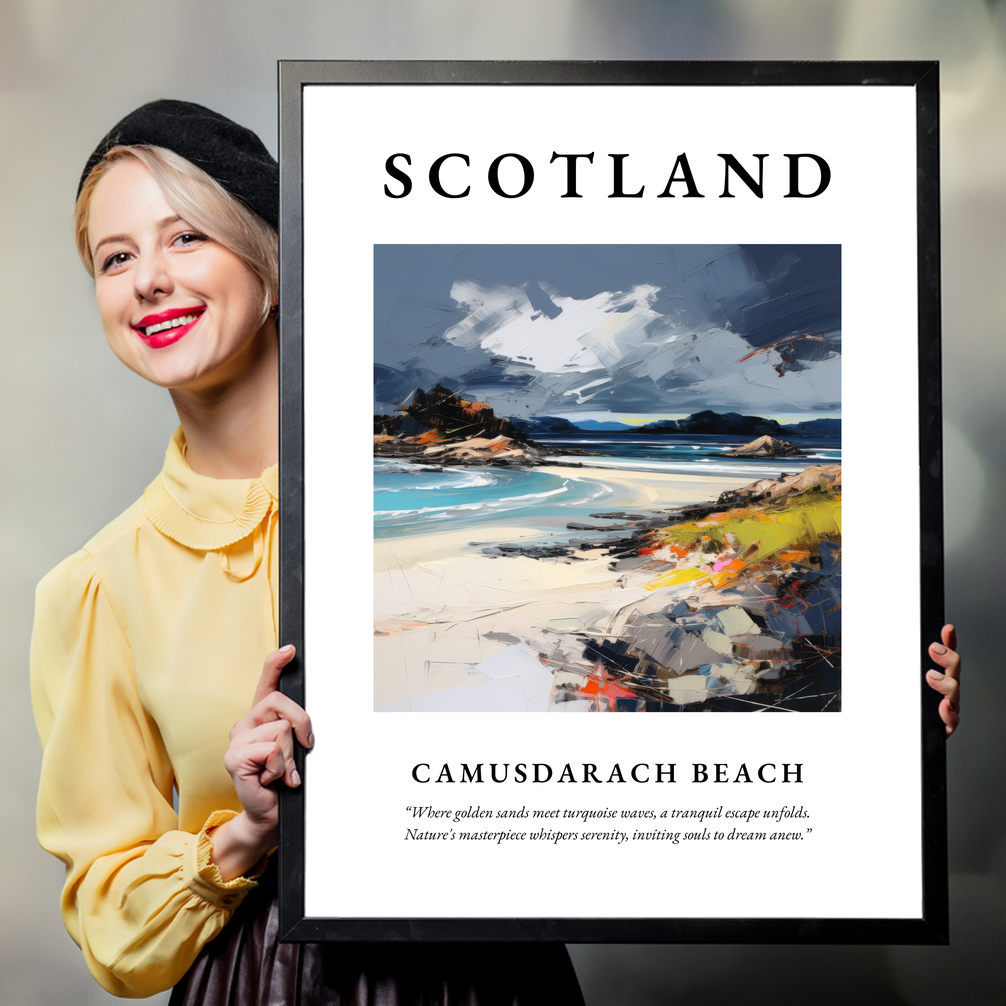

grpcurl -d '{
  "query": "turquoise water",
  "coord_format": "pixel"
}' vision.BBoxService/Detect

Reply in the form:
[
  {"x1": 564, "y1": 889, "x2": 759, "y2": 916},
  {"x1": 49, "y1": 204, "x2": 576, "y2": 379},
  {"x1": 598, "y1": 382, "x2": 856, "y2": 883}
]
[
  {"x1": 373, "y1": 462, "x2": 622, "y2": 537},
  {"x1": 374, "y1": 434, "x2": 841, "y2": 538}
]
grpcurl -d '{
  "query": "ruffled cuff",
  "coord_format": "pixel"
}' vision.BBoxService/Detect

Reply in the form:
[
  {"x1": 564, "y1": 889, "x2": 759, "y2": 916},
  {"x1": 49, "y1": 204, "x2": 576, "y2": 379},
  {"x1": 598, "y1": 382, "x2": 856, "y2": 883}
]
[{"x1": 182, "y1": 810, "x2": 269, "y2": 909}]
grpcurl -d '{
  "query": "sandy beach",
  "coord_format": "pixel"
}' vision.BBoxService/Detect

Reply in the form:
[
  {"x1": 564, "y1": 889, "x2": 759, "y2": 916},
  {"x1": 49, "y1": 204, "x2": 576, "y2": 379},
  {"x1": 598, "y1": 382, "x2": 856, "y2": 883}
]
[
  {"x1": 537, "y1": 465, "x2": 759, "y2": 506},
  {"x1": 374, "y1": 466, "x2": 756, "y2": 711}
]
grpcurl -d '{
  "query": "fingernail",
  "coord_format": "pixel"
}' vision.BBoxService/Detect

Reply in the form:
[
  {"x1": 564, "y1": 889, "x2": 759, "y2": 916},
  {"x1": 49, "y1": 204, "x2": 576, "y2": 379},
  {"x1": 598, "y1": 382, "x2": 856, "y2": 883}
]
[
  {"x1": 931, "y1": 643, "x2": 947, "y2": 654},
  {"x1": 927, "y1": 669, "x2": 944, "y2": 680},
  {"x1": 292, "y1": 768, "x2": 301, "y2": 787},
  {"x1": 307, "y1": 732, "x2": 315, "y2": 748},
  {"x1": 280, "y1": 644, "x2": 295, "y2": 654}
]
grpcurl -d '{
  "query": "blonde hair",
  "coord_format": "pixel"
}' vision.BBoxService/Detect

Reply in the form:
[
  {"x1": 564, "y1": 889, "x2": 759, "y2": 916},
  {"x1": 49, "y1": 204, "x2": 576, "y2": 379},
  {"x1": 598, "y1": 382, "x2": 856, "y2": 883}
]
[{"x1": 75, "y1": 145, "x2": 278, "y2": 323}]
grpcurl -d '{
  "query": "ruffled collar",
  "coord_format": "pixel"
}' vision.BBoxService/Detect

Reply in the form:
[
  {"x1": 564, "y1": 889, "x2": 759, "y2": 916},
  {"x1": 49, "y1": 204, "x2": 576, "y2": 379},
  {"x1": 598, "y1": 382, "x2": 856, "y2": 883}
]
[{"x1": 143, "y1": 428, "x2": 278, "y2": 551}]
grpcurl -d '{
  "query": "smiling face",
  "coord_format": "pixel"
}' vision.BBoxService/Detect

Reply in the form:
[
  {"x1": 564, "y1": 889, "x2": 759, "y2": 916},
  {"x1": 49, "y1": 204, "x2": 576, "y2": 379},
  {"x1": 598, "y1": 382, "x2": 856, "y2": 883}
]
[{"x1": 87, "y1": 158, "x2": 272, "y2": 393}]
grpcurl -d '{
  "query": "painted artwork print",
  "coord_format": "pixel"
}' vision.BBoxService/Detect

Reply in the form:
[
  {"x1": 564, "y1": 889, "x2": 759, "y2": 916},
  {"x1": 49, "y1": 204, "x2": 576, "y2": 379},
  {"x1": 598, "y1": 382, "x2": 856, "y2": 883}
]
[{"x1": 374, "y1": 245, "x2": 841, "y2": 713}]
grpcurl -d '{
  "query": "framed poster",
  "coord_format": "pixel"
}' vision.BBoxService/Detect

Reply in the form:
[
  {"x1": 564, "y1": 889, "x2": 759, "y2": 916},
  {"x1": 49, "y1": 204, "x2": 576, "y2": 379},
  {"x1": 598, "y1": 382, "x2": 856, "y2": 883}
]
[{"x1": 277, "y1": 61, "x2": 946, "y2": 943}]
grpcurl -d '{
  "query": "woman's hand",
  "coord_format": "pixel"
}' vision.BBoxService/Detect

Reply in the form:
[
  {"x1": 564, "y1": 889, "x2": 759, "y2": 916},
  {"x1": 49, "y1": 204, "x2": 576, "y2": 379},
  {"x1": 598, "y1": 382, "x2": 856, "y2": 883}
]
[
  {"x1": 926, "y1": 624, "x2": 961, "y2": 738},
  {"x1": 209, "y1": 645, "x2": 314, "y2": 881}
]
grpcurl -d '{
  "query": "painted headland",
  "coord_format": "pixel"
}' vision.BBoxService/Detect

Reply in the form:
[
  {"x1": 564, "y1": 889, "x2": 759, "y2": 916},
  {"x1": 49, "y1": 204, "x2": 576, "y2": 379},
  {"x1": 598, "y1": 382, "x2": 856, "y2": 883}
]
[{"x1": 374, "y1": 245, "x2": 841, "y2": 713}]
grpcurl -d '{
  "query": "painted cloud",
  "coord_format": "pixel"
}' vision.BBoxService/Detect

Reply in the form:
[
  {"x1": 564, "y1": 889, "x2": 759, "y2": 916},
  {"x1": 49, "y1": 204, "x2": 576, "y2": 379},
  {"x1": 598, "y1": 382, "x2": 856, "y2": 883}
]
[{"x1": 374, "y1": 244, "x2": 840, "y2": 418}]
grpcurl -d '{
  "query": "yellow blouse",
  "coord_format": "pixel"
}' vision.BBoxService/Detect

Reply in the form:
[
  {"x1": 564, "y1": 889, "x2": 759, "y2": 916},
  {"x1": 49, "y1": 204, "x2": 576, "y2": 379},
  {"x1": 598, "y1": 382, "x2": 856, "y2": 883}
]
[{"x1": 31, "y1": 429, "x2": 279, "y2": 998}]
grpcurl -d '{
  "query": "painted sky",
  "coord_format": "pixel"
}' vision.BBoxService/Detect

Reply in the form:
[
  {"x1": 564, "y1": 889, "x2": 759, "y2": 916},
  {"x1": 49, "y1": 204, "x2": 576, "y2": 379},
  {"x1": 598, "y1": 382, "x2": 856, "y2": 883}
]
[{"x1": 374, "y1": 244, "x2": 841, "y2": 419}]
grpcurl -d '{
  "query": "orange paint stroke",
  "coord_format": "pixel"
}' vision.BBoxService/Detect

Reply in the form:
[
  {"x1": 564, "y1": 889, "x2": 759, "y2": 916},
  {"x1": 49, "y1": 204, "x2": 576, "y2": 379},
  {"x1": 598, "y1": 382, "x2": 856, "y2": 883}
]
[{"x1": 374, "y1": 619, "x2": 429, "y2": 637}]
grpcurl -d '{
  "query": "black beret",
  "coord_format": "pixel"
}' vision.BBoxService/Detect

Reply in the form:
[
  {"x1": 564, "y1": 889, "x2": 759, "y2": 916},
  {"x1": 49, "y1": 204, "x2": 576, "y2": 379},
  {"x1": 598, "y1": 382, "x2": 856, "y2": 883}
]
[{"x1": 78, "y1": 99, "x2": 278, "y2": 228}]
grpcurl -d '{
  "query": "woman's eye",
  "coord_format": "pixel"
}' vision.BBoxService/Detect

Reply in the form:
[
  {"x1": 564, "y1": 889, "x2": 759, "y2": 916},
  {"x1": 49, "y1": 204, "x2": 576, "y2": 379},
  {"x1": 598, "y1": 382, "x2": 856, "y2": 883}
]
[
  {"x1": 101, "y1": 251, "x2": 132, "y2": 273},
  {"x1": 173, "y1": 231, "x2": 208, "y2": 248}
]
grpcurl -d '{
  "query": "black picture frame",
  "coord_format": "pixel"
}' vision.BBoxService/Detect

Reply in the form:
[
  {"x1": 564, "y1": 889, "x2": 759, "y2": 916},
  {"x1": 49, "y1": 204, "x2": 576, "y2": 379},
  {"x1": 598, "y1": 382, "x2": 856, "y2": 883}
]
[{"x1": 277, "y1": 60, "x2": 945, "y2": 944}]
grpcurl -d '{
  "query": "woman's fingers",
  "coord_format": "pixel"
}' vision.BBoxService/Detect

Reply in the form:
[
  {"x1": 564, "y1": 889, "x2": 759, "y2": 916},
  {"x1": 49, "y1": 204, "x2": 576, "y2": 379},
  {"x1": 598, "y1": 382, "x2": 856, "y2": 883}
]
[
  {"x1": 232, "y1": 689, "x2": 314, "y2": 750},
  {"x1": 926, "y1": 667, "x2": 959, "y2": 704},
  {"x1": 925, "y1": 679, "x2": 960, "y2": 736},
  {"x1": 242, "y1": 644, "x2": 314, "y2": 749},
  {"x1": 223, "y1": 645, "x2": 312, "y2": 812},
  {"x1": 252, "y1": 644, "x2": 297, "y2": 707},
  {"x1": 928, "y1": 633, "x2": 961, "y2": 683},
  {"x1": 941, "y1": 623, "x2": 958, "y2": 654},
  {"x1": 255, "y1": 691, "x2": 313, "y2": 749},
  {"x1": 218, "y1": 647, "x2": 309, "y2": 848},
  {"x1": 224, "y1": 737, "x2": 285, "y2": 786},
  {"x1": 259, "y1": 741, "x2": 289, "y2": 788},
  {"x1": 926, "y1": 623, "x2": 961, "y2": 737},
  {"x1": 230, "y1": 719, "x2": 302, "y2": 788},
  {"x1": 929, "y1": 631, "x2": 960, "y2": 676}
]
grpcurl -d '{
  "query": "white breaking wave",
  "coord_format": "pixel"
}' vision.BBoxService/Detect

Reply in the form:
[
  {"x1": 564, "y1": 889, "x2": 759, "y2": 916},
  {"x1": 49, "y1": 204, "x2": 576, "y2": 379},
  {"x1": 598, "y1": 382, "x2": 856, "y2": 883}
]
[
  {"x1": 377, "y1": 470, "x2": 500, "y2": 493},
  {"x1": 376, "y1": 483, "x2": 574, "y2": 519},
  {"x1": 544, "y1": 454, "x2": 831, "y2": 477}
]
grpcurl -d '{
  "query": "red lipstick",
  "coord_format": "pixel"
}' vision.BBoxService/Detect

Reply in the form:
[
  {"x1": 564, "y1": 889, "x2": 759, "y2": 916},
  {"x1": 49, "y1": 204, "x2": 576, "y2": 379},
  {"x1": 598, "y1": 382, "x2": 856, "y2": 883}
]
[{"x1": 132, "y1": 306, "x2": 205, "y2": 349}]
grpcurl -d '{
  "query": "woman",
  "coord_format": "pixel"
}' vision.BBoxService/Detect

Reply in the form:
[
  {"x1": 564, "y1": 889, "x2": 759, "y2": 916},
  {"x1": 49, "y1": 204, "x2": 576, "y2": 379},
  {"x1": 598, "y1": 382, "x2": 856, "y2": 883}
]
[
  {"x1": 33, "y1": 99, "x2": 963, "y2": 1003},
  {"x1": 31, "y1": 100, "x2": 586, "y2": 1003}
]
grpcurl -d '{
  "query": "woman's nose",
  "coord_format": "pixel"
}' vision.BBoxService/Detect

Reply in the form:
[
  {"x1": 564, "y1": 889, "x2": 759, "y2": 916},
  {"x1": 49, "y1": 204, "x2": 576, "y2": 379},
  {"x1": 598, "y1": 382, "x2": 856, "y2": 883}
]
[{"x1": 133, "y1": 249, "x2": 173, "y2": 302}]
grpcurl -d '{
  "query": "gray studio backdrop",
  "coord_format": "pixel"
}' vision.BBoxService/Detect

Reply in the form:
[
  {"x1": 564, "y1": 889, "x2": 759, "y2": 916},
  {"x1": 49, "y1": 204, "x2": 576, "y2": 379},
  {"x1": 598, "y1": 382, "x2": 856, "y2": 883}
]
[{"x1": 2, "y1": 2, "x2": 1003, "y2": 1003}]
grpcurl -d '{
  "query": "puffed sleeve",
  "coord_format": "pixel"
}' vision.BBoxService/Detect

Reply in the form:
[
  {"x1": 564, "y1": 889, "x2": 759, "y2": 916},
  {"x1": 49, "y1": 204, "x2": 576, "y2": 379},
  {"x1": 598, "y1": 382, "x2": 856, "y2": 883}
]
[{"x1": 31, "y1": 549, "x2": 262, "y2": 998}]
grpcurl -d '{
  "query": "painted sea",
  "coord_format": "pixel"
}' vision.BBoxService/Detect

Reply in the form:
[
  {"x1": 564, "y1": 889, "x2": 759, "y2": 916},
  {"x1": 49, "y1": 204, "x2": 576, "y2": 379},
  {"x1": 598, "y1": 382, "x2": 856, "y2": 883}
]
[
  {"x1": 373, "y1": 244, "x2": 842, "y2": 713},
  {"x1": 375, "y1": 432, "x2": 841, "y2": 539}
]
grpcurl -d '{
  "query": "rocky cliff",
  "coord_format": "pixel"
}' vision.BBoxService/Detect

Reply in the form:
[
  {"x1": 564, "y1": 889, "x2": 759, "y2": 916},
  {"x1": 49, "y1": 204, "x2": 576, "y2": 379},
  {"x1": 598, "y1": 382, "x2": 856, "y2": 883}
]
[{"x1": 374, "y1": 386, "x2": 549, "y2": 466}]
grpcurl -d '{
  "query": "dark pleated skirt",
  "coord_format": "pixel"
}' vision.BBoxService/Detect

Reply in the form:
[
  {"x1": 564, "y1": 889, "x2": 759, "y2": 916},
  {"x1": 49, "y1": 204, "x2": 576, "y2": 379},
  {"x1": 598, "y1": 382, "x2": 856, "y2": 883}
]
[{"x1": 169, "y1": 869, "x2": 584, "y2": 1006}]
